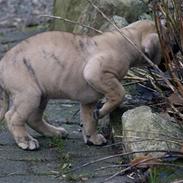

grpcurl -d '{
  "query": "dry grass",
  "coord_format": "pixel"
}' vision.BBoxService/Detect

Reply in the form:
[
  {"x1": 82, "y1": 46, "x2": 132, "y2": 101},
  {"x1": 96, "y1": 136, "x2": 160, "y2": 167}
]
[{"x1": 152, "y1": 0, "x2": 183, "y2": 122}]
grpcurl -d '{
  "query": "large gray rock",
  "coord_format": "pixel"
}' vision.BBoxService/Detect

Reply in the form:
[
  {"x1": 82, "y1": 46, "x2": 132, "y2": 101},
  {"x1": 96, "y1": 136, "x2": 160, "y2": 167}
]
[
  {"x1": 74, "y1": 0, "x2": 147, "y2": 35},
  {"x1": 100, "y1": 15, "x2": 128, "y2": 32},
  {"x1": 121, "y1": 106, "x2": 183, "y2": 157},
  {"x1": 51, "y1": 0, "x2": 88, "y2": 32}
]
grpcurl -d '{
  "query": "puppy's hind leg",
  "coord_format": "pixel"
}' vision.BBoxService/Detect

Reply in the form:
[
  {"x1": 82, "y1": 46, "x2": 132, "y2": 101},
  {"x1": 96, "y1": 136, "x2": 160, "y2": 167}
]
[
  {"x1": 80, "y1": 103, "x2": 107, "y2": 146},
  {"x1": 27, "y1": 97, "x2": 68, "y2": 138},
  {"x1": 5, "y1": 93, "x2": 41, "y2": 150}
]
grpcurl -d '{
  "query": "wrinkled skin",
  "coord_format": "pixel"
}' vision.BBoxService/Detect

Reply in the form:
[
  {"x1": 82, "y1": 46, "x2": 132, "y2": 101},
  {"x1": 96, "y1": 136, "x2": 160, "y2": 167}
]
[{"x1": 0, "y1": 20, "x2": 161, "y2": 150}]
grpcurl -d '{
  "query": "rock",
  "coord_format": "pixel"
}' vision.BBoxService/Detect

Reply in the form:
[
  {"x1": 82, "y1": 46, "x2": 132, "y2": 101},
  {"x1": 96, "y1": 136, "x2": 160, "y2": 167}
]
[
  {"x1": 121, "y1": 106, "x2": 183, "y2": 158},
  {"x1": 100, "y1": 0, "x2": 147, "y2": 22},
  {"x1": 100, "y1": 15, "x2": 128, "y2": 32},
  {"x1": 139, "y1": 13, "x2": 153, "y2": 21},
  {"x1": 74, "y1": 0, "x2": 147, "y2": 35},
  {"x1": 51, "y1": 0, "x2": 88, "y2": 32}
]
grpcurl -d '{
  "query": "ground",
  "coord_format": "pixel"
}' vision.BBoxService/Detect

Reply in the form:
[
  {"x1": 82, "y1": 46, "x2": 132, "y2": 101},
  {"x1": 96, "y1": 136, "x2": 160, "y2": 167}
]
[
  {"x1": 0, "y1": 100, "x2": 134, "y2": 183},
  {"x1": 1, "y1": 1, "x2": 182, "y2": 182},
  {"x1": 0, "y1": 1, "x2": 135, "y2": 182}
]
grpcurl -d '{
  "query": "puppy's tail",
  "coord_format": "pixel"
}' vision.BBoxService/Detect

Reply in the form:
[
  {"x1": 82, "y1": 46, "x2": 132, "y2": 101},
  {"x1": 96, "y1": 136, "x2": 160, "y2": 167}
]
[{"x1": 0, "y1": 87, "x2": 9, "y2": 122}]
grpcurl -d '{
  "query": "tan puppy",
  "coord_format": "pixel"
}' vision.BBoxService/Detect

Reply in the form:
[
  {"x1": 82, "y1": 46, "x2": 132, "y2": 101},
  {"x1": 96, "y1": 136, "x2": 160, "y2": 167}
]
[{"x1": 0, "y1": 20, "x2": 161, "y2": 150}]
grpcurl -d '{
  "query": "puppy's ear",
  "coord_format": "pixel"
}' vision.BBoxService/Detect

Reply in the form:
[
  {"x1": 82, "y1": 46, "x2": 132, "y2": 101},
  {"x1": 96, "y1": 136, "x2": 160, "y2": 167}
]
[{"x1": 142, "y1": 33, "x2": 161, "y2": 65}]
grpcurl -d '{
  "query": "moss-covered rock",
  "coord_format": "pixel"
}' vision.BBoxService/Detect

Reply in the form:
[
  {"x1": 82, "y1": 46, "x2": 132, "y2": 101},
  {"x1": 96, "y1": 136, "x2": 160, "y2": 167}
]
[
  {"x1": 122, "y1": 106, "x2": 183, "y2": 158},
  {"x1": 51, "y1": 0, "x2": 87, "y2": 32},
  {"x1": 74, "y1": 0, "x2": 147, "y2": 35}
]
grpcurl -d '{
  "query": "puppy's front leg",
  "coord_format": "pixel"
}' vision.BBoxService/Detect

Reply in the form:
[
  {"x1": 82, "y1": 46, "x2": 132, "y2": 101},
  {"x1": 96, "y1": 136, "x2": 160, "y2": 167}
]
[
  {"x1": 94, "y1": 75, "x2": 125, "y2": 120},
  {"x1": 84, "y1": 68, "x2": 125, "y2": 120},
  {"x1": 80, "y1": 103, "x2": 107, "y2": 145}
]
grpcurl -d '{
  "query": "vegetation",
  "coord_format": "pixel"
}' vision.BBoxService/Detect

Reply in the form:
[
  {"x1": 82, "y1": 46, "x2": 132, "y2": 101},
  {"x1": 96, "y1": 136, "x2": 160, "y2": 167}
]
[{"x1": 153, "y1": 0, "x2": 183, "y2": 121}]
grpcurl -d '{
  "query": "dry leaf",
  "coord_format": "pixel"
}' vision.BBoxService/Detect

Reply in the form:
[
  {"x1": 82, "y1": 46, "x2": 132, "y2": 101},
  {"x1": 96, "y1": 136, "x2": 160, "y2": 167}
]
[{"x1": 130, "y1": 155, "x2": 161, "y2": 168}]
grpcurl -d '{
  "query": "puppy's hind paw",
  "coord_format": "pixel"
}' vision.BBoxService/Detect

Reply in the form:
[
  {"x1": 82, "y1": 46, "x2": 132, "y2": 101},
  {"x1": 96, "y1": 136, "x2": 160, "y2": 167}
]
[
  {"x1": 17, "y1": 136, "x2": 40, "y2": 150},
  {"x1": 56, "y1": 127, "x2": 69, "y2": 139}
]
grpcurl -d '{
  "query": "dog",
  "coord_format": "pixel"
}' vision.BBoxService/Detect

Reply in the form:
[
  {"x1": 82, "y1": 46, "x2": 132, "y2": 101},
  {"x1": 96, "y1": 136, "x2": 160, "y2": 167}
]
[{"x1": 0, "y1": 20, "x2": 161, "y2": 150}]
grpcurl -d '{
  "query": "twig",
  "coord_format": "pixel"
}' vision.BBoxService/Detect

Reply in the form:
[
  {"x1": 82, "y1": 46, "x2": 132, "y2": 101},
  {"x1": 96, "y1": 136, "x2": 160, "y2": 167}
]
[
  {"x1": 138, "y1": 83, "x2": 158, "y2": 92},
  {"x1": 95, "y1": 164, "x2": 129, "y2": 172},
  {"x1": 172, "y1": 180, "x2": 183, "y2": 183},
  {"x1": 64, "y1": 150, "x2": 183, "y2": 175},
  {"x1": 40, "y1": 14, "x2": 103, "y2": 34},
  {"x1": 113, "y1": 137, "x2": 183, "y2": 146},
  {"x1": 135, "y1": 162, "x2": 183, "y2": 169},
  {"x1": 87, "y1": 0, "x2": 175, "y2": 92},
  {"x1": 123, "y1": 81, "x2": 145, "y2": 86},
  {"x1": 124, "y1": 76, "x2": 146, "y2": 81},
  {"x1": 104, "y1": 155, "x2": 182, "y2": 182},
  {"x1": 104, "y1": 162, "x2": 183, "y2": 182},
  {"x1": 70, "y1": 109, "x2": 80, "y2": 121}
]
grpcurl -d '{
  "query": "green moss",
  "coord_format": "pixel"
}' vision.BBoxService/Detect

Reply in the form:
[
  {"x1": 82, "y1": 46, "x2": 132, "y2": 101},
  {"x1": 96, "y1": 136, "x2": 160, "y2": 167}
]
[
  {"x1": 50, "y1": 139, "x2": 72, "y2": 174},
  {"x1": 148, "y1": 168, "x2": 160, "y2": 183},
  {"x1": 0, "y1": 32, "x2": 4, "y2": 38},
  {"x1": 148, "y1": 165, "x2": 183, "y2": 183},
  {"x1": 49, "y1": 136, "x2": 64, "y2": 153},
  {"x1": 63, "y1": 173, "x2": 93, "y2": 182}
]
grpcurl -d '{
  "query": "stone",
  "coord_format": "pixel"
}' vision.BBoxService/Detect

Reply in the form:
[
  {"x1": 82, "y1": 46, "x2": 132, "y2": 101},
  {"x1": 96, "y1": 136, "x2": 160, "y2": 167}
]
[
  {"x1": 74, "y1": 0, "x2": 147, "y2": 35},
  {"x1": 121, "y1": 106, "x2": 183, "y2": 158},
  {"x1": 100, "y1": 15, "x2": 128, "y2": 32},
  {"x1": 139, "y1": 13, "x2": 153, "y2": 21},
  {"x1": 51, "y1": 0, "x2": 88, "y2": 32}
]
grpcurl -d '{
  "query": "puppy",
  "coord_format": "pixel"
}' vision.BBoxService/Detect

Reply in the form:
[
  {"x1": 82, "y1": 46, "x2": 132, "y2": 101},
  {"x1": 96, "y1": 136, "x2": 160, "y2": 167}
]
[{"x1": 0, "y1": 20, "x2": 161, "y2": 150}]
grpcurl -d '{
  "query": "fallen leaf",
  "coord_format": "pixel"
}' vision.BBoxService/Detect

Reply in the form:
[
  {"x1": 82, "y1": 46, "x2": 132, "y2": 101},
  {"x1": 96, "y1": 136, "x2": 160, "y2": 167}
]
[{"x1": 130, "y1": 155, "x2": 161, "y2": 168}]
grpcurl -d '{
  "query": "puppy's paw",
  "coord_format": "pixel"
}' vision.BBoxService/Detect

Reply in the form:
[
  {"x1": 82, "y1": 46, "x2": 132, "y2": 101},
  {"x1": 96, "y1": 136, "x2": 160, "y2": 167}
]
[
  {"x1": 56, "y1": 127, "x2": 69, "y2": 139},
  {"x1": 96, "y1": 101, "x2": 104, "y2": 110},
  {"x1": 16, "y1": 136, "x2": 40, "y2": 150},
  {"x1": 86, "y1": 133, "x2": 107, "y2": 146},
  {"x1": 93, "y1": 109, "x2": 100, "y2": 120}
]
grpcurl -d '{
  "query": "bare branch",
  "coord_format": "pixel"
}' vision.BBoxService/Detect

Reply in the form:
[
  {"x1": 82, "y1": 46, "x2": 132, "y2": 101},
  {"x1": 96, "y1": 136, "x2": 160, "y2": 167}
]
[
  {"x1": 40, "y1": 14, "x2": 103, "y2": 34},
  {"x1": 64, "y1": 150, "x2": 183, "y2": 175},
  {"x1": 104, "y1": 155, "x2": 183, "y2": 182}
]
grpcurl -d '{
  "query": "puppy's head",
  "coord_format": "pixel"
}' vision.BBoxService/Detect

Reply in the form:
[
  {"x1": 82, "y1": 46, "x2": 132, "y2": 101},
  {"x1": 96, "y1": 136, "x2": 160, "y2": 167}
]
[{"x1": 142, "y1": 33, "x2": 161, "y2": 66}]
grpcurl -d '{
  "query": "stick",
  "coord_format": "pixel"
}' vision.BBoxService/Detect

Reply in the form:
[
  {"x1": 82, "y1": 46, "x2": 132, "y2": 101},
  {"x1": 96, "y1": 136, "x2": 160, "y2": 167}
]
[
  {"x1": 112, "y1": 137, "x2": 183, "y2": 146},
  {"x1": 64, "y1": 150, "x2": 183, "y2": 174},
  {"x1": 40, "y1": 14, "x2": 103, "y2": 34},
  {"x1": 104, "y1": 155, "x2": 182, "y2": 182},
  {"x1": 104, "y1": 162, "x2": 183, "y2": 182}
]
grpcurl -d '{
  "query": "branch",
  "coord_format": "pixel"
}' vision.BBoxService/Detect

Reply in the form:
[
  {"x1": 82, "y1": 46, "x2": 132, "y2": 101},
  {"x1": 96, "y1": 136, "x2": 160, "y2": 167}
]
[
  {"x1": 64, "y1": 150, "x2": 183, "y2": 174},
  {"x1": 104, "y1": 155, "x2": 183, "y2": 182},
  {"x1": 40, "y1": 14, "x2": 103, "y2": 34}
]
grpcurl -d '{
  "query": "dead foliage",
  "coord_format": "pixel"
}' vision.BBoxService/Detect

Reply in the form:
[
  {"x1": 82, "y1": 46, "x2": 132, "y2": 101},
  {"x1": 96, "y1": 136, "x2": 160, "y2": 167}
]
[{"x1": 152, "y1": 0, "x2": 183, "y2": 123}]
